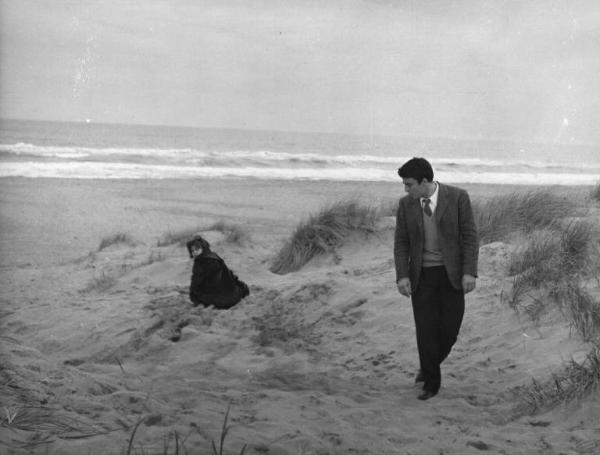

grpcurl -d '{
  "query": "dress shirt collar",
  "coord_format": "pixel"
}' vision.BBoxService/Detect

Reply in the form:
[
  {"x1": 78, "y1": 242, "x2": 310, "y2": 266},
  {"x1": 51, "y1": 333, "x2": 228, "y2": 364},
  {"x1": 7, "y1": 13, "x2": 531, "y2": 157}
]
[{"x1": 420, "y1": 181, "x2": 439, "y2": 211}]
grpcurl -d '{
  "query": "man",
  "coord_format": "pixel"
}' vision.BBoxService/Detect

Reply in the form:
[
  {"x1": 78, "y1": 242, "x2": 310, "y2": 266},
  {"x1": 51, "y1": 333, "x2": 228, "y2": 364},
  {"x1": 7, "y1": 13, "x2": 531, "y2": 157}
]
[{"x1": 394, "y1": 157, "x2": 479, "y2": 400}]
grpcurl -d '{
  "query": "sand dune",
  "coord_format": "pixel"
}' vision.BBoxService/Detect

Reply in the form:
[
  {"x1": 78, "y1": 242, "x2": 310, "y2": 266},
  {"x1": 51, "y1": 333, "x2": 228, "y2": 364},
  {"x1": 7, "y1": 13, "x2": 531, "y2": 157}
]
[{"x1": 1, "y1": 178, "x2": 599, "y2": 454}]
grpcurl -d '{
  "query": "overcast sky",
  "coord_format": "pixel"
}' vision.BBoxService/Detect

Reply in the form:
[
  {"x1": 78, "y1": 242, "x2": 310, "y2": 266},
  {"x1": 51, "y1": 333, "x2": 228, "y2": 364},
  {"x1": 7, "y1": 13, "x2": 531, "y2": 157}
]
[{"x1": 1, "y1": 0, "x2": 599, "y2": 143}]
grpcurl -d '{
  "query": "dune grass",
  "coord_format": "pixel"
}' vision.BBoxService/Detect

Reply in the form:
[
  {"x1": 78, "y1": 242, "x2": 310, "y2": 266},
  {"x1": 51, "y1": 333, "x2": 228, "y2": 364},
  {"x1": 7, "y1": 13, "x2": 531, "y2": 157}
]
[
  {"x1": 270, "y1": 200, "x2": 379, "y2": 274},
  {"x1": 157, "y1": 221, "x2": 248, "y2": 247},
  {"x1": 209, "y1": 220, "x2": 249, "y2": 245},
  {"x1": 508, "y1": 220, "x2": 594, "y2": 283},
  {"x1": 508, "y1": 219, "x2": 594, "y2": 282},
  {"x1": 517, "y1": 347, "x2": 600, "y2": 414},
  {"x1": 82, "y1": 271, "x2": 118, "y2": 293},
  {"x1": 139, "y1": 250, "x2": 165, "y2": 266},
  {"x1": 472, "y1": 190, "x2": 577, "y2": 244},
  {"x1": 0, "y1": 361, "x2": 106, "y2": 448},
  {"x1": 124, "y1": 406, "x2": 247, "y2": 455},
  {"x1": 210, "y1": 405, "x2": 247, "y2": 455},
  {"x1": 506, "y1": 220, "x2": 597, "y2": 327},
  {"x1": 98, "y1": 232, "x2": 137, "y2": 251},
  {"x1": 557, "y1": 282, "x2": 600, "y2": 343},
  {"x1": 156, "y1": 227, "x2": 202, "y2": 247},
  {"x1": 505, "y1": 213, "x2": 600, "y2": 412},
  {"x1": 591, "y1": 181, "x2": 600, "y2": 202},
  {"x1": 507, "y1": 230, "x2": 558, "y2": 279}
]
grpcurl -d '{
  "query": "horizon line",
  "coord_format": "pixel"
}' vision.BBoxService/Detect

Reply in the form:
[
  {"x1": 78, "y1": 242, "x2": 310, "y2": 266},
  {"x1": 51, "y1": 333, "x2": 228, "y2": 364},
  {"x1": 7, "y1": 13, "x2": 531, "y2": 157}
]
[{"x1": 1, "y1": 116, "x2": 598, "y2": 148}]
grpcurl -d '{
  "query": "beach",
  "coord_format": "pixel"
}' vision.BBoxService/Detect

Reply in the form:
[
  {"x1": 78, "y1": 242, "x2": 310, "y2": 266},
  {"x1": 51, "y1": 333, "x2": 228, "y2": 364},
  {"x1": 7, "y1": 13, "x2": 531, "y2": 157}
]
[{"x1": 1, "y1": 176, "x2": 599, "y2": 454}]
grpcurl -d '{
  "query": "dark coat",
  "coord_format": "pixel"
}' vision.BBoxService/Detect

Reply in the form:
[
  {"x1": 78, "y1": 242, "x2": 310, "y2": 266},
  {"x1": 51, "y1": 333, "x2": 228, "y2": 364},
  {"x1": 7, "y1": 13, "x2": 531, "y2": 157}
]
[
  {"x1": 189, "y1": 251, "x2": 249, "y2": 309},
  {"x1": 394, "y1": 183, "x2": 479, "y2": 291}
]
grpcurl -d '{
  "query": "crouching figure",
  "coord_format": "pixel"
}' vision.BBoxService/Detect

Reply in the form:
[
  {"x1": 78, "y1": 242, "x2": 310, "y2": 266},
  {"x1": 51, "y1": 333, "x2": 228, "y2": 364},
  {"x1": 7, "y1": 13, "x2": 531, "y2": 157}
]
[{"x1": 186, "y1": 235, "x2": 250, "y2": 309}]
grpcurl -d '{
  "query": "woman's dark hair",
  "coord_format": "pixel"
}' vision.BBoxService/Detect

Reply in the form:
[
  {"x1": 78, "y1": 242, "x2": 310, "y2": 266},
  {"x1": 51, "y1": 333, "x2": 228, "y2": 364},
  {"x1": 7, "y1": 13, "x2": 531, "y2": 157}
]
[
  {"x1": 186, "y1": 235, "x2": 211, "y2": 258},
  {"x1": 397, "y1": 157, "x2": 434, "y2": 183}
]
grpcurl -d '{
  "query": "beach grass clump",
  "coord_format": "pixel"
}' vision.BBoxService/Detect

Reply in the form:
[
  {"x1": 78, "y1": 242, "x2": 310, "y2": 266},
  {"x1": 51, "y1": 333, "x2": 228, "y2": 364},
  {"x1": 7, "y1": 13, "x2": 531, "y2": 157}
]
[
  {"x1": 516, "y1": 347, "x2": 600, "y2": 414},
  {"x1": 507, "y1": 230, "x2": 559, "y2": 278},
  {"x1": 378, "y1": 198, "x2": 400, "y2": 217},
  {"x1": 473, "y1": 190, "x2": 576, "y2": 244},
  {"x1": 210, "y1": 405, "x2": 247, "y2": 455},
  {"x1": 553, "y1": 282, "x2": 600, "y2": 343},
  {"x1": 270, "y1": 200, "x2": 379, "y2": 274},
  {"x1": 506, "y1": 220, "x2": 597, "y2": 322},
  {"x1": 125, "y1": 418, "x2": 191, "y2": 455},
  {"x1": 559, "y1": 220, "x2": 596, "y2": 274},
  {"x1": 208, "y1": 220, "x2": 249, "y2": 245},
  {"x1": 0, "y1": 360, "x2": 104, "y2": 444},
  {"x1": 98, "y1": 232, "x2": 136, "y2": 251},
  {"x1": 139, "y1": 250, "x2": 165, "y2": 266},
  {"x1": 82, "y1": 271, "x2": 118, "y2": 293},
  {"x1": 505, "y1": 217, "x2": 600, "y2": 411},
  {"x1": 124, "y1": 406, "x2": 247, "y2": 455},
  {"x1": 157, "y1": 227, "x2": 201, "y2": 247},
  {"x1": 590, "y1": 181, "x2": 600, "y2": 202},
  {"x1": 157, "y1": 222, "x2": 248, "y2": 247},
  {"x1": 0, "y1": 405, "x2": 105, "y2": 450},
  {"x1": 508, "y1": 220, "x2": 595, "y2": 289}
]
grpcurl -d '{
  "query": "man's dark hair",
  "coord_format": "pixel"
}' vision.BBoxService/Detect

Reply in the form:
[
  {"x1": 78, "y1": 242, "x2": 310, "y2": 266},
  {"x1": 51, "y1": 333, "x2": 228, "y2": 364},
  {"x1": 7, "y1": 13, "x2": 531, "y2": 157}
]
[{"x1": 397, "y1": 157, "x2": 434, "y2": 183}]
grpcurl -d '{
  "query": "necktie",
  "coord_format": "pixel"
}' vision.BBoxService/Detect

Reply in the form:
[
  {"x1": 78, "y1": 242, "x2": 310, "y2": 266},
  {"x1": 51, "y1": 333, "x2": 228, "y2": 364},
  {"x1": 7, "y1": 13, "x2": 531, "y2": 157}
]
[{"x1": 422, "y1": 197, "x2": 432, "y2": 217}]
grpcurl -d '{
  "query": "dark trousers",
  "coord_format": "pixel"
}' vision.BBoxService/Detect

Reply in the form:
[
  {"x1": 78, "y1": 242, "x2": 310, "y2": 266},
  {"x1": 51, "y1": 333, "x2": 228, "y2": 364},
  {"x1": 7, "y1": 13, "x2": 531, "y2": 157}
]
[{"x1": 411, "y1": 266, "x2": 464, "y2": 393}]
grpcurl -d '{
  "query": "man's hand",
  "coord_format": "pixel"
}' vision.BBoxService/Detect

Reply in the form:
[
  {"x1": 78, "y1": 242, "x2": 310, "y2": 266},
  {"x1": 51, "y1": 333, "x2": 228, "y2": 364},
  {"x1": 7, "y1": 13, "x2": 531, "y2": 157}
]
[
  {"x1": 462, "y1": 274, "x2": 476, "y2": 294},
  {"x1": 396, "y1": 278, "x2": 411, "y2": 297}
]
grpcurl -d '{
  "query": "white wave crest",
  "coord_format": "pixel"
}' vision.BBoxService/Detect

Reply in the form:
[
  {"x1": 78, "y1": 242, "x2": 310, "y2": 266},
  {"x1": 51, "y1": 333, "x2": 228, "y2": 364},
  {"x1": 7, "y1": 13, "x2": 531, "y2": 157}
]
[
  {"x1": 1, "y1": 161, "x2": 598, "y2": 185},
  {"x1": 2, "y1": 142, "x2": 599, "y2": 172}
]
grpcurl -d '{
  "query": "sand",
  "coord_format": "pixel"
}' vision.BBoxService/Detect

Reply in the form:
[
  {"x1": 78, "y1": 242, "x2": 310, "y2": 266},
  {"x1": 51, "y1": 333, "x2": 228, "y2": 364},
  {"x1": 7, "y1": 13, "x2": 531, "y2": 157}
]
[{"x1": 1, "y1": 177, "x2": 598, "y2": 454}]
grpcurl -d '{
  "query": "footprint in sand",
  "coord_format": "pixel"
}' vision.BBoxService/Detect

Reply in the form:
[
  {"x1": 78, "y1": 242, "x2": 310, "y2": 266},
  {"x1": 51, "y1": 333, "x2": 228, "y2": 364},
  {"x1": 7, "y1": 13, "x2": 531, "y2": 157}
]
[
  {"x1": 320, "y1": 431, "x2": 343, "y2": 446},
  {"x1": 467, "y1": 440, "x2": 492, "y2": 450}
]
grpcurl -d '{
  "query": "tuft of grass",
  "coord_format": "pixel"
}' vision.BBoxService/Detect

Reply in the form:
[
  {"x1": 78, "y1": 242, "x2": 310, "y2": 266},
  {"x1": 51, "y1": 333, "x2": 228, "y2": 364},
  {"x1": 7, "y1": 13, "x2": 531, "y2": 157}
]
[
  {"x1": 208, "y1": 220, "x2": 249, "y2": 245},
  {"x1": 473, "y1": 190, "x2": 576, "y2": 244},
  {"x1": 125, "y1": 418, "x2": 144, "y2": 455},
  {"x1": 0, "y1": 405, "x2": 106, "y2": 444},
  {"x1": 559, "y1": 220, "x2": 595, "y2": 274},
  {"x1": 270, "y1": 200, "x2": 379, "y2": 274},
  {"x1": 508, "y1": 230, "x2": 559, "y2": 278},
  {"x1": 502, "y1": 273, "x2": 549, "y2": 325},
  {"x1": 157, "y1": 222, "x2": 248, "y2": 247},
  {"x1": 98, "y1": 233, "x2": 136, "y2": 251},
  {"x1": 211, "y1": 405, "x2": 247, "y2": 455},
  {"x1": 554, "y1": 282, "x2": 600, "y2": 343},
  {"x1": 157, "y1": 228, "x2": 200, "y2": 247},
  {"x1": 590, "y1": 181, "x2": 600, "y2": 202},
  {"x1": 141, "y1": 250, "x2": 165, "y2": 266},
  {"x1": 506, "y1": 220, "x2": 596, "y2": 315},
  {"x1": 82, "y1": 271, "x2": 117, "y2": 293},
  {"x1": 378, "y1": 198, "x2": 400, "y2": 217},
  {"x1": 123, "y1": 407, "x2": 247, "y2": 455},
  {"x1": 125, "y1": 417, "x2": 193, "y2": 455},
  {"x1": 516, "y1": 347, "x2": 600, "y2": 414}
]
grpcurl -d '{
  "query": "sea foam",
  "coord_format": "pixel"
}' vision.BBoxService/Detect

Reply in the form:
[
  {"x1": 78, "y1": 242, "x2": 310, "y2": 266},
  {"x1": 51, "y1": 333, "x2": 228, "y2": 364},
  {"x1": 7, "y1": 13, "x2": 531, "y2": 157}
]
[{"x1": 1, "y1": 160, "x2": 598, "y2": 185}]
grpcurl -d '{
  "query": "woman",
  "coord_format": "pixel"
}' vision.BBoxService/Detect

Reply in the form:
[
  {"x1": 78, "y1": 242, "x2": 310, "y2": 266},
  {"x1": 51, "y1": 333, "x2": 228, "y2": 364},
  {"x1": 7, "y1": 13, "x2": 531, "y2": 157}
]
[{"x1": 186, "y1": 235, "x2": 250, "y2": 309}]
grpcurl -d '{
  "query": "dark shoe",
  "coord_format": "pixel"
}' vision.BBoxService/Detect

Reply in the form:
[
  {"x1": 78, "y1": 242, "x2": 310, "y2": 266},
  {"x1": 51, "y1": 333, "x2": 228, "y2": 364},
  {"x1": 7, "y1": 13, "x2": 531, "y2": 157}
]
[
  {"x1": 418, "y1": 389, "x2": 438, "y2": 401},
  {"x1": 415, "y1": 370, "x2": 425, "y2": 384}
]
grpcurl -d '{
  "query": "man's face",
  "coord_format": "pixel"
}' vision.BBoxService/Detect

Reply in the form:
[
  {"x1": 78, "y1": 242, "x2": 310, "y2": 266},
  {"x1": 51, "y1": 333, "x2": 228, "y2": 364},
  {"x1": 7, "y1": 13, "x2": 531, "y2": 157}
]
[{"x1": 402, "y1": 178, "x2": 428, "y2": 199}]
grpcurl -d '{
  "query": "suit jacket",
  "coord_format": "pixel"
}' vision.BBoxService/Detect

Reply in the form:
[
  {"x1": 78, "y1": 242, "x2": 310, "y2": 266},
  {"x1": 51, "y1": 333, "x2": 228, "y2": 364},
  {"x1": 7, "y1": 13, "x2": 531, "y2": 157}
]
[{"x1": 394, "y1": 183, "x2": 479, "y2": 291}]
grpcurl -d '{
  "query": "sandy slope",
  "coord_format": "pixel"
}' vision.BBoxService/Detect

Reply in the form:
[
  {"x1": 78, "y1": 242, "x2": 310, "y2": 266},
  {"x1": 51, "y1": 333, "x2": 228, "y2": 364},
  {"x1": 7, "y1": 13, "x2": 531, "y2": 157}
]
[{"x1": 1, "y1": 178, "x2": 599, "y2": 454}]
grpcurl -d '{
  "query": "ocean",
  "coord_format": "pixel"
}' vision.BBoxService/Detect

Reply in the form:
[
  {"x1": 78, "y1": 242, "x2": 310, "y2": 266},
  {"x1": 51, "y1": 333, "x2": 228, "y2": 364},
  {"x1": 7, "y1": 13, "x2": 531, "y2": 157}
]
[{"x1": 1, "y1": 119, "x2": 599, "y2": 185}]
